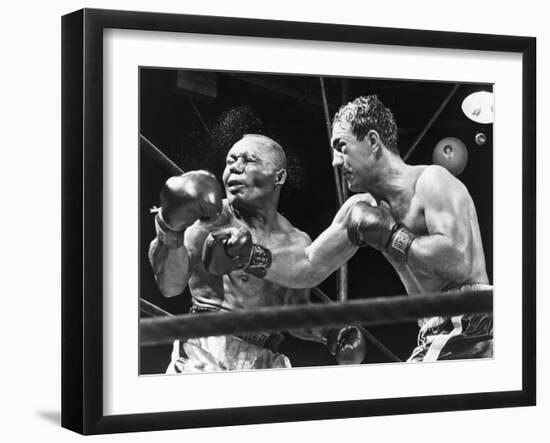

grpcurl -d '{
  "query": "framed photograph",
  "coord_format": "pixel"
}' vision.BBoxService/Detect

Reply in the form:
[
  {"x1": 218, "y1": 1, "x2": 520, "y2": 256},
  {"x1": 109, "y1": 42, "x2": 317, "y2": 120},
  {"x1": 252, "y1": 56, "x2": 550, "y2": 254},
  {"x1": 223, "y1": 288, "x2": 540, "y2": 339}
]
[{"x1": 62, "y1": 8, "x2": 536, "y2": 435}]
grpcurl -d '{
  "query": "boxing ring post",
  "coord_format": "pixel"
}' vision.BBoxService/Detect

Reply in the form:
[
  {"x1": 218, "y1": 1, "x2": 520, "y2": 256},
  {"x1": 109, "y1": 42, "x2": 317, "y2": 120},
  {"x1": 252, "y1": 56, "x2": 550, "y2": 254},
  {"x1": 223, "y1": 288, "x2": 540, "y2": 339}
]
[
  {"x1": 319, "y1": 77, "x2": 349, "y2": 303},
  {"x1": 339, "y1": 78, "x2": 350, "y2": 203},
  {"x1": 319, "y1": 77, "x2": 345, "y2": 208}
]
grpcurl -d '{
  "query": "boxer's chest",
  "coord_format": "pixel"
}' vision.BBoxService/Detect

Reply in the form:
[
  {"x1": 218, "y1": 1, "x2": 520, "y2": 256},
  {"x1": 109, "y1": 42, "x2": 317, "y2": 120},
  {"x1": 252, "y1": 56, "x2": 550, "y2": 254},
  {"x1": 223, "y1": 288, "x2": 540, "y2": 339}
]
[
  {"x1": 387, "y1": 194, "x2": 427, "y2": 236},
  {"x1": 223, "y1": 271, "x2": 290, "y2": 308}
]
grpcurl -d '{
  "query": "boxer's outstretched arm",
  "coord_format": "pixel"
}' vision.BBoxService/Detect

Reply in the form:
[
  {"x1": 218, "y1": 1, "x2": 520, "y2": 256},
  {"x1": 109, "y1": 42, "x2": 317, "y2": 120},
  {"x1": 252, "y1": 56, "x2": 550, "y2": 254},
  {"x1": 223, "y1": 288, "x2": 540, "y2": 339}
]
[
  {"x1": 265, "y1": 194, "x2": 374, "y2": 289},
  {"x1": 266, "y1": 222, "x2": 357, "y2": 289},
  {"x1": 407, "y1": 166, "x2": 474, "y2": 282}
]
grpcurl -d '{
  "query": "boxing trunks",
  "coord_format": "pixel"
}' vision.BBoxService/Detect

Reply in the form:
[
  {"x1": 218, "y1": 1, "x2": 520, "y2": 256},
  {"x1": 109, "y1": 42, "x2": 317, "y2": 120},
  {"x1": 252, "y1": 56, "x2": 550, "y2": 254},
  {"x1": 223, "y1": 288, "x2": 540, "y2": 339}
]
[
  {"x1": 407, "y1": 283, "x2": 493, "y2": 362},
  {"x1": 166, "y1": 306, "x2": 290, "y2": 373}
]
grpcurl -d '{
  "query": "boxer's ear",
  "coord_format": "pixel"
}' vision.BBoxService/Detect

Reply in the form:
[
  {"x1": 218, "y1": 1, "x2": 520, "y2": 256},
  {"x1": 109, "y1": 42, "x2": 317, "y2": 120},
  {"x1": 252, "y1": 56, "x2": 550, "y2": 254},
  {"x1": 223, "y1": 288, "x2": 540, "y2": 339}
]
[
  {"x1": 367, "y1": 130, "x2": 381, "y2": 153},
  {"x1": 275, "y1": 168, "x2": 287, "y2": 186}
]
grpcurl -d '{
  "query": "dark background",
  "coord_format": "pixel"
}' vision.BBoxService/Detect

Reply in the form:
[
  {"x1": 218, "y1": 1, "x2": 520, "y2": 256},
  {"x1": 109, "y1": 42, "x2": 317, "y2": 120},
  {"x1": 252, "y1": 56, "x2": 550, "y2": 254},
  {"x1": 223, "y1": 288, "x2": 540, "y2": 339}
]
[{"x1": 139, "y1": 68, "x2": 493, "y2": 373}]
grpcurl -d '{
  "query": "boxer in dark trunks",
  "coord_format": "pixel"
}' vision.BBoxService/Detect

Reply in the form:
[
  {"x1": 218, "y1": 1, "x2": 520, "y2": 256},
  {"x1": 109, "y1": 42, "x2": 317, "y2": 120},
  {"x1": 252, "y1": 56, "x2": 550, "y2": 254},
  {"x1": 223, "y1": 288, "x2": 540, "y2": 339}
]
[{"x1": 216, "y1": 97, "x2": 492, "y2": 362}]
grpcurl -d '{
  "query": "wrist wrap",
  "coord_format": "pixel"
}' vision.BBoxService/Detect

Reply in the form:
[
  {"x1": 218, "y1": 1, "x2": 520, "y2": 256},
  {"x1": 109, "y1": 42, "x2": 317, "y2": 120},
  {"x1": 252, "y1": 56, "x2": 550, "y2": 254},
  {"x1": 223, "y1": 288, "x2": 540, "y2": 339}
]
[
  {"x1": 242, "y1": 244, "x2": 272, "y2": 278},
  {"x1": 386, "y1": 224, "x2": 416, "y2": 262}
]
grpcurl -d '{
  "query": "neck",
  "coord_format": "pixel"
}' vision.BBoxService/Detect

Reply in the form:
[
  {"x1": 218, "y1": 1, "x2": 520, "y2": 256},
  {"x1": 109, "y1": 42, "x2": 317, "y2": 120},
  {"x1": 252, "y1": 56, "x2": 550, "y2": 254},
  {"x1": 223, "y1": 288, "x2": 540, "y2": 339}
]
[
  {"x1": 367, "y1": 154, "x2": 413, "y2": 206},
  {"x1": 231, "y1": 197, "x2": 280, "y2": 231}
]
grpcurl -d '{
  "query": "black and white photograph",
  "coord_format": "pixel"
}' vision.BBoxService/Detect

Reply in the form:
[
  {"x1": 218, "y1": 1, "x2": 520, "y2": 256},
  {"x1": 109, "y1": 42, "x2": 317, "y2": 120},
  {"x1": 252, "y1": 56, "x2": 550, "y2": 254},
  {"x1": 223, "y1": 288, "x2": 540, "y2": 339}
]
[
  {"x1": 57, "y1": 6, "x2": 537, "y2": 436},
  {"x1": 2, "y1": 0, "x2": 548, "y2": 441},
  {"x1": 138, "y1": 68, "x2": 494, "y2": 375}
]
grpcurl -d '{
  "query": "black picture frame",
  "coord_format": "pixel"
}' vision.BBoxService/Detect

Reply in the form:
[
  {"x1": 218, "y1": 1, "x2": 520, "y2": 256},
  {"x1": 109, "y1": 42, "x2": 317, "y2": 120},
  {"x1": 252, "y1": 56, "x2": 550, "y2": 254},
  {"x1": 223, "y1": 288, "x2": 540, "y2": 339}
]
[{"x1": 61, "y1": 8, "x2": 536, "y2": 435}]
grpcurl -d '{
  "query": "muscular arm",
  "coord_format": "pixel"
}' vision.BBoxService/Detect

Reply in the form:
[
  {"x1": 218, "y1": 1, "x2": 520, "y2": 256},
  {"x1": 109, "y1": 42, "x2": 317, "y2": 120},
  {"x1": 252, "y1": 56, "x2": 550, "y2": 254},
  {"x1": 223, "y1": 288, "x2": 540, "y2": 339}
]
[
  {"x1": 407, "y1": 166, "x2": 474, "y2": 282},
  {"x1": 265, "y1": 194, "x2": 375, "y2": 289},
  {"x1": 149, "y1": 223, "x2": 210, "y2": 297}
]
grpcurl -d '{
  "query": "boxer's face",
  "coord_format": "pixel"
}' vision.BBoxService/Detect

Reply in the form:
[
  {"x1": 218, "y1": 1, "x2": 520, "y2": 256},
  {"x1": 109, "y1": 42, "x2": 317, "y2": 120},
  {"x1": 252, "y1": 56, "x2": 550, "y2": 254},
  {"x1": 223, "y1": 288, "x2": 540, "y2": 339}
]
[
  {"x1": 223, "y1": 137, "x2": 281, "y2": 209},
  {"x1": 331, "y1": 121, "x2": 373, "y2": 192}
]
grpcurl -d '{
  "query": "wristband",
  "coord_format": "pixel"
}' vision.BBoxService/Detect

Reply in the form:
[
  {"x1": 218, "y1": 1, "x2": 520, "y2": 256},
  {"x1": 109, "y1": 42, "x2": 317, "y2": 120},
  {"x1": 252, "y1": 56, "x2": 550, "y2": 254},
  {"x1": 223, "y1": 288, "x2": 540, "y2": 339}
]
[
  {"x1": 386, "y1": 224, "x2": 416, "y2": 262},
  {"x1": 243, "y1": 244, "x2": 272, "y2": 278},
  {"x1": 154, "y1": 212, "x2": 185, "y2": 249}
]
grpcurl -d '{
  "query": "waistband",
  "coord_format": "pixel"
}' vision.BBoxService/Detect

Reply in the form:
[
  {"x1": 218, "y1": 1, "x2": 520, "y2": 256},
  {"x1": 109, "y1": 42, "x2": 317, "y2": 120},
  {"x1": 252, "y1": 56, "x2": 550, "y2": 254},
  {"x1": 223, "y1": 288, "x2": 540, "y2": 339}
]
[
  {"x1": 189, "y1": 304, "x2": 285, "y2": 351},
  {"x1": 418, "y1": 282, "x2": 493, "y2": 330},
  {"x1": 442, "y1": 282, "x2": 493, "y2": 293}
]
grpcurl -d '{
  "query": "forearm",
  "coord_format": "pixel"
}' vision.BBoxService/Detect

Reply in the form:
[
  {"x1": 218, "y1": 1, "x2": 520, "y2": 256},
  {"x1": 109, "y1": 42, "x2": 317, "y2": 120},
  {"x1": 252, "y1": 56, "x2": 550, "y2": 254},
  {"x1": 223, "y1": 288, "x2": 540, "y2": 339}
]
[
  {"x1": 147, "y1": 170, "x2": 222, "y2": 296},
  {"x1": 408, "y1": 234, "x2": 471, "y2": 282},
  {"x1": 148, "y1": 237, "x2": 191, "y2": 297},
  {"x1": 266, "y1": 223, "x2": 357, "y2": 289}
]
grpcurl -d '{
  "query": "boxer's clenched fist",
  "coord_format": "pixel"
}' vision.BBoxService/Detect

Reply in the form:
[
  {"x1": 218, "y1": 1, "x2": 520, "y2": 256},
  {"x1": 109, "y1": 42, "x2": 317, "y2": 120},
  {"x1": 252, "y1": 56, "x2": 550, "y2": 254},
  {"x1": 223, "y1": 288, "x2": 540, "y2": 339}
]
[
  {"x1": 346, "y1": 201, "x2": 416, "y2": 261},
  {"x1": 202, "y1": 226, "x2": 253, "y2": 276},
  {"x1": 160, "y1": 170, "x2": 223, "y2": 230},
  {"x1": 202, "y1": 226, "x2": 273, "y2": 278},
  {"x1": 346, "y1": 201, "x2": 395, "y2": 249},
  {"x1": 155, "y1": 170, "x2": 223, "y2": 249}
]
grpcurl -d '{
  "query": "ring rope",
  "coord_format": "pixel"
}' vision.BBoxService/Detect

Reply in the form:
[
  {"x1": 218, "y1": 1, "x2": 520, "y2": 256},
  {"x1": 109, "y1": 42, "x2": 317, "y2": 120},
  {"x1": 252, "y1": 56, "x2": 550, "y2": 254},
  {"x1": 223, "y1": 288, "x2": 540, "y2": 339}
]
[
  {"x1": 140, "y1": 298, "x2": 174, "y2": 318},
  {"x1": 140, "y1": 134, "x2": 184, "y2": 176},
  {"x1": 140, "y1": 292, "x2": 402, "y2": 361},
  {"x1": 140, "y1": 289, "x2": 492, "y2": 347}
]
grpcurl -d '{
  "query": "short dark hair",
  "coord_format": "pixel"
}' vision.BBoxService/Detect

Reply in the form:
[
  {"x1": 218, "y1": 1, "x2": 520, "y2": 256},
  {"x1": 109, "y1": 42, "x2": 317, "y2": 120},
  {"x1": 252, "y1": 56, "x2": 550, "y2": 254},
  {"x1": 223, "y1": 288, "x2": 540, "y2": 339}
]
[{"x1": 333, "y1": 95, "x2": 399, "y2": 155}]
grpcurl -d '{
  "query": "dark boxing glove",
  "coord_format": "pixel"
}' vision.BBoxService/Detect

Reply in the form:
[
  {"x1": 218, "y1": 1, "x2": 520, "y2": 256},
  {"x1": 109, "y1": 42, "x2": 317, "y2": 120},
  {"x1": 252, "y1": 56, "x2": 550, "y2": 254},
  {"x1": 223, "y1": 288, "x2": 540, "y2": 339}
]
[
  {"x1": 346, "y1": 201, "x2": 416, "y2": 262},
  {"x1": 326, "y1": 326, "x2": 367, "y2": 365},
  {"x1": 155, "y1": 170, "x2": 223, "y2": 249},
  {"x1": 202, "y1": 226, "x2": 272, "y2": 277}
]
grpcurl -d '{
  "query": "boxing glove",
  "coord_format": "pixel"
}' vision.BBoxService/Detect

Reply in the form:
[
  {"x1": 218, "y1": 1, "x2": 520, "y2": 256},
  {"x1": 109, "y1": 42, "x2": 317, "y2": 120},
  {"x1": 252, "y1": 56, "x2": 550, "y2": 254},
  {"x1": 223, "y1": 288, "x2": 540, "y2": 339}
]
[
  {"x1": 155, "y1": 170, "x2": 223, "y2": 249},
  {"x1": 202, "y1": 226, "x2": 272, "y2": 277},
  {"x1": 346, "y1": 201, "x2": 416, "y2": 262},
  {"x1": 326, "y1": 326, "x2": 367, "y2": 365}
]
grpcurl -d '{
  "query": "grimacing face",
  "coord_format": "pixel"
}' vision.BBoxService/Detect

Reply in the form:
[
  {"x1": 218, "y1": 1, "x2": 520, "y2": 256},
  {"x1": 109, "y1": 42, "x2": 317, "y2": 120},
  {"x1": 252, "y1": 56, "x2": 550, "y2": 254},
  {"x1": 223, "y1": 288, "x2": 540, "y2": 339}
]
[
  {"x1": 222, "y1": 137, "x2": 282, "y2": 209},
  {"x1": 330, "y1": 120, "x2": 373, "y2": 192}
]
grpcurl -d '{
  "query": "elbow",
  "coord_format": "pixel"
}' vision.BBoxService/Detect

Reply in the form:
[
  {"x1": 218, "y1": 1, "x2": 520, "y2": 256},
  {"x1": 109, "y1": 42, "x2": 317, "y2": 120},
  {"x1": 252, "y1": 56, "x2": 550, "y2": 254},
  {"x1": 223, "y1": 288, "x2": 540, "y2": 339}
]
[
  {"x1": 291, "y1": 280, "x2": 317, "y2": 290},
  {"x1": 294, "y1": 269, "x2": 330, "y2": 289},
  {"x1": 448, "y1": 264, "x2": 471, "y2": 284},
  {"x1": 276, "y1": 271, "x2": 323, "y2": 290},
  {"x1": 156, "y1": 277, "x2": 185, "y2": 298},
  {"x1": 159, "y1": 287, "x2": 181, "y2": 298},
  {"x1": 445, "y1": 246, "x2": 473, "y2": 283}
]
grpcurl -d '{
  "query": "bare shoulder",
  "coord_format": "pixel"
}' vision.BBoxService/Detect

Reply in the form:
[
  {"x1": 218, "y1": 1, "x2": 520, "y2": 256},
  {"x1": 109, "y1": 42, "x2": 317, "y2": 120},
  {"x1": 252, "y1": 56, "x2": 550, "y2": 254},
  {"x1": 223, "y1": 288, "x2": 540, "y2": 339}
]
[
  {"x1": 291, "y1": 226, "x2": 312, "y2": 246},
  {"x1": 416, "y1": 165, "x2": 466, "y2": 197},
  {"x1": 417, "y1": 164, "x2": 453, "y2": 186},
  {"x1": 276, "y1": 213, "x2": 312, "y2": 246},
  {"x1": 415, "y1": 165, "x2": 470, "y2": 210}
]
